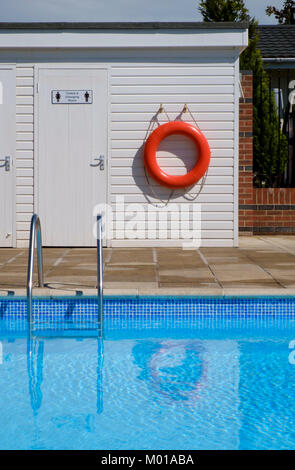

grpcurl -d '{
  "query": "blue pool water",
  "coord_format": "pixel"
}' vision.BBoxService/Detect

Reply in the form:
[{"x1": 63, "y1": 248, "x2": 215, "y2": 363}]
[{"x1": 1, "y1": 296, "x2": 295, "y2": 450}]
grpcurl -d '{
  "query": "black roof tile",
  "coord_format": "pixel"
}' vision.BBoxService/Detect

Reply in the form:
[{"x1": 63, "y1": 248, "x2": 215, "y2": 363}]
[{"x1": 258, "y1": 25, "x2": 295, "y2": 58}]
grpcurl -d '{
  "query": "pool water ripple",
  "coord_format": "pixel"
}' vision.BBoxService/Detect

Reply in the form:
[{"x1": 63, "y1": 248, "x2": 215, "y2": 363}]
[{"x1": 0, "y1": 307, "x2": 295, "y2": 449}]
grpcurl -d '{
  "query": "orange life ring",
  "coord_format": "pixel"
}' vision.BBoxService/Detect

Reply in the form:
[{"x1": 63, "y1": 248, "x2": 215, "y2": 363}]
[{"x1": 143, "y1": 121, "x2": 210, "y2": 189}]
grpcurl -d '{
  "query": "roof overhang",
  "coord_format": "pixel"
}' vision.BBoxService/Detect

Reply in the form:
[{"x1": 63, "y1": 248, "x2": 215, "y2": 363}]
[
  {"x1": 263, "y1": 57, "x2": 295, "y2": 69},
  {"x1": 263, "y1": 58, "x2": 295, "y2": 62},
  {"x1": 0, "y1": 22, "x2": 248, "y2": 51}
]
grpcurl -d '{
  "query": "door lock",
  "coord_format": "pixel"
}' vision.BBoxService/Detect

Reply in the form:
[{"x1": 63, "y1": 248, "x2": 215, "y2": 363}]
[
  {"x1": 0, "y1": 156, "x2": 10, "y2": 172},
  {"x1": 90, "y1": 155, "x2": 105, "y2": 170}
]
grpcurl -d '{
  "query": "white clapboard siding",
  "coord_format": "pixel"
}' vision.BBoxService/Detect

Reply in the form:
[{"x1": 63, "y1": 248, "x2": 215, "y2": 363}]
[
  {"x1": 16, "y1": 105, "x2": 33, "y2": 115},
  {"x1": 16, "y1": 96, "x2": 33, "y2": 105},
  {"x1": 17, "y1": 231, "x2": 30, "y2": 242},
  {"x1": 16, "y1": 213, "x2": 33, "y2": 222},
  {"x1": 112, "y1": 66, "x2": 234, "y2": 75},
  {"x1": 110, "y1": 60, "x2": 237, "y2": 246},
  {"x1": 16, "y1": 187, "x2": 33, "y2": 195},
  {"x1": 112, "y1": 103, "x2": 235, "y2": 112},
  {"x1": 16, "y1": 132, "x2": 33, "y2": 141},
  {"x1": 16, "y1": 123, "x2": 34, "y2": 132},
  {"x1": 112, "y1": 211, "x2": 234, "y2": 221},
  {"x1": 16, "y1": 114, "x2": 33, "y2": 123},
  {"x1": 16, "y1": 76, "x2": 33, "y2": 86},
  {"x1": 112, "y1": 85, "x2": 234, "y2": 95},
  {"x1": 111, "y1": 166, "x2": 233, "y2": 176},
  {"x1": 111, "y1": 203, "x2": 234, "y2": 212},
  {"x1": 112, "y1": 156, "x2": 234, "y2": 167},
  {"x1": 111, "y1": 176, "x2": 233, "y2": 186},
  {"x1": 113, "y1": 223, "x2": 234, "y2": 234},
  {"x1": 112, "y1": 139, "x2": 233, "y2": 149},
  {"x1": 112, "y1": 230, "x2": 234, "y2": 240},
  {"x1": 113, "y1": 208, "x2": 234, "y2": 216},
  {"x1": 112, "y1": 94, "x2": 234, "y2": 104},
  {"x1": 111, "y1": 194, "x2": 234, "y2": 204},
  {"x1": 16, "y1": 65, "x2": 34, "y2": 246},
  {"x1": 13, "y1": 53, "x2": 238, "y2": 247},
  {"x1": 112, "y1": 113, "x2": 234, "y2": 122},
  {"x1": 111, "y1": 130, "x2": 234, "y2": 140},
  {"x1": 112, "y1": 149, "x2": 234, "y2": 158},
  {"x1": 112, "y1": 120, "x2": 234, "y2": 130},
  {"x1": 112, "y1": 76, "x2": 234, "y2": 85},
  {"x1": 111, "y1": 185, "x2": 233, "y2": 195},
  {"x1": 16, "y1": 141, "x2": 33, "y2": 151},
  {"x1": 17, "y1": 157, "x2": 33, "y2": 168}
]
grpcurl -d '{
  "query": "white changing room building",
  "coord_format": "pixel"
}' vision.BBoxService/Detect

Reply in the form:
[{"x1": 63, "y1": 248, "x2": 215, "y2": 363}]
[{"x1": 0, "y1": 22, "x2": 248, "y2": 248}]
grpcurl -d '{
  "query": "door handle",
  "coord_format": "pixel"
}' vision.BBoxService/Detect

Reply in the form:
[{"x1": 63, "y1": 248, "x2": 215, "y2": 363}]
[
  {"x1": 0, "y1": 156, "x2": 10, "y2": 172},
  {"x1": 90, "y1": 155, "x2": 105, "y2": 170}
]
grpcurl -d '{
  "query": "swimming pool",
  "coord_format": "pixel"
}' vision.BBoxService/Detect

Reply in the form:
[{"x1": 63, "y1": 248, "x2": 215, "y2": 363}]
[{"x1": 0, "y1": 296, "x2": 295, "y2": 450}]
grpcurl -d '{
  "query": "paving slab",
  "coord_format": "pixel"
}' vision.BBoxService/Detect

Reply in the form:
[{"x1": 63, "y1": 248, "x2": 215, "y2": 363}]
[
  {"x1": 0, "y1": 237, "x2": 295, "y2": 295},
  {"x1": 158, "y1": 266, "x2": 217, "y2": 287},
  {"x1": 156, "y1": 248, "x2": 205, "y2": 267},
  {"x1": 107, "y1": 248, "x2": 154, "y2": 266}
]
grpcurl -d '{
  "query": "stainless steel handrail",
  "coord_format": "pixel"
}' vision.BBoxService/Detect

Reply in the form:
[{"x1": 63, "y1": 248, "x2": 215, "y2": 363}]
[
  {"x1": 27, "y1": 213, "x2": 103, "y2": 328},
  {"x1": 27, "y1": 214, "x2": 44, "y2": 324},
  {"x1": 97, "y1": 214, "x2": 103, "y2": 327}
]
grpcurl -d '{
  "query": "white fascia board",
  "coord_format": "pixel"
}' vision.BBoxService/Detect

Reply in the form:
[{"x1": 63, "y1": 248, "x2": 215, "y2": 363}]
[
  {"x1": 263, "y1": 58, "x2": 295, "y2": 62},
  {"x1": 0, "y1": 28, "x2": 248, "y2": 50}
]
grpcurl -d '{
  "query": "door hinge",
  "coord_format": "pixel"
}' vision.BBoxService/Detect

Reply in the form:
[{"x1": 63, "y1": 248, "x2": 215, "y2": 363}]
[{"x1": 36, "y1": 83, "x2": 39, "y2": 93}]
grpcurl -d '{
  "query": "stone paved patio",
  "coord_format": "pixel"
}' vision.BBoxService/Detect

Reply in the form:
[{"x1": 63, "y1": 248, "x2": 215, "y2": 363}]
[{"x1": 1, "y1": 236, "x2": 295, "y2": 296}]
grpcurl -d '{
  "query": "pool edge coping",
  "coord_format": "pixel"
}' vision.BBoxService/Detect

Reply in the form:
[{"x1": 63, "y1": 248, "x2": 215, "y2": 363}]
[
  {"x1": 2, "y1": 287, "x2": 295, "y2": 298},
  {"x1": 1, "y1": 293, "x2": 295, "y2": 301}
]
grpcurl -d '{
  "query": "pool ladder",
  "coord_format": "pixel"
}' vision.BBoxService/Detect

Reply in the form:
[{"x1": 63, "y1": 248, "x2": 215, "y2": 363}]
[{"x1": 26, "y1": 213, "x2": 104, "y2": 326}]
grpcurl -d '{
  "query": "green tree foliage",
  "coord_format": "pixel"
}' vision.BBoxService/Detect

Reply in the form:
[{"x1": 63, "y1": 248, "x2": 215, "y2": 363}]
[
  {"x1": 199, "y1": 0, "x2": 289, "y2": 186},
  {"x1": 252, "y1": 74, "x2": 289, "y2": 186},
  {"x1": 199, "y1": 0, "x2": 248, "y2": 22},
  {"x1": 266, "y1": 0, "x2": 295, "y2": 24}
]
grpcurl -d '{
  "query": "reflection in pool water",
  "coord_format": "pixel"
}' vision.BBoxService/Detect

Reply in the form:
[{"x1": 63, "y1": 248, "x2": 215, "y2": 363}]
[
  {"x1": 133, "y1": 340, "x2": 206, "y2": 404},
  {"x1": 0, "y1": 316, "x2": 295, "y2": 449},
  {"x1": 26, "y1": 330, "x2": 104, "y2": 418}
]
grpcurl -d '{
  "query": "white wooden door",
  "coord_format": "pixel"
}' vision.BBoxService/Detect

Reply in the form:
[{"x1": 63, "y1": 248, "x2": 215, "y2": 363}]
[
  {"x1": 0, "y1": 66, "x2": 15, "y2": 247},
  {"x1": 38, "y1": 68, "x2": 108, "y2": 246}
]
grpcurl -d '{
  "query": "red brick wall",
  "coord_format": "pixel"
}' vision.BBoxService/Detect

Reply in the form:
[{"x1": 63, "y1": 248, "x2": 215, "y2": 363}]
[
  {"x1": 238, "y1": 72, "x2": 295, "y2": 235},
  {"x1": 252, "y1": 188, "x2": 295, "y2": 233},
  {"x1": 239, "y1": 71, "x2": 254, "y2": 235}
]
